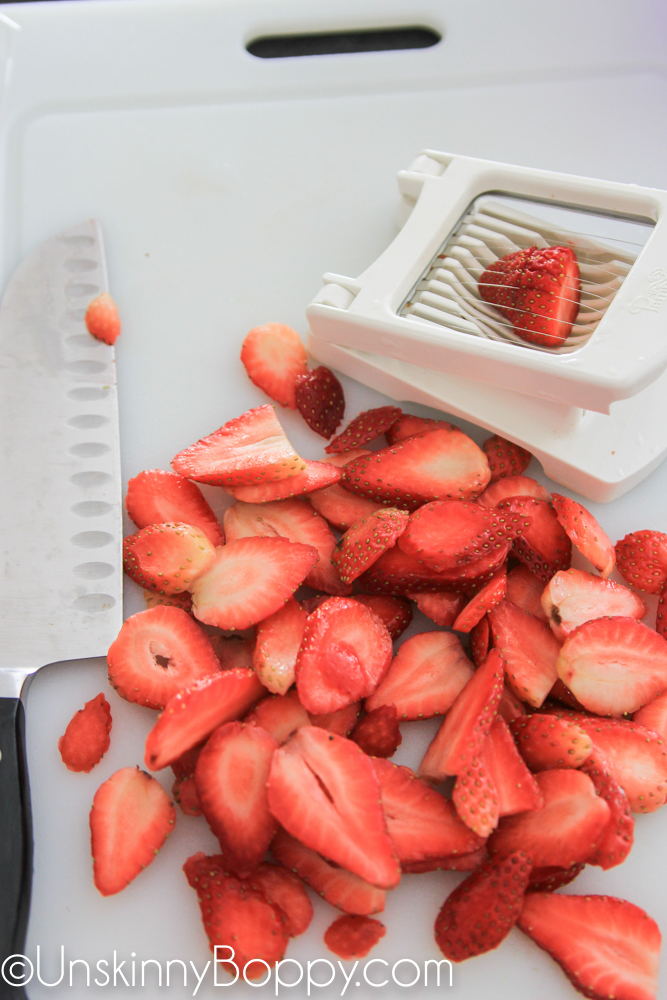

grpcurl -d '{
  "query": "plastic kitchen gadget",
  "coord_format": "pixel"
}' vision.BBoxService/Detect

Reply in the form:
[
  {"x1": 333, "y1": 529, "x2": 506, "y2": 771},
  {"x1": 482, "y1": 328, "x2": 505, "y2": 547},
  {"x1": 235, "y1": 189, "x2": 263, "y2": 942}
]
[{"x1": 307, "y1": 151, "x2": 667, "y2": 501}]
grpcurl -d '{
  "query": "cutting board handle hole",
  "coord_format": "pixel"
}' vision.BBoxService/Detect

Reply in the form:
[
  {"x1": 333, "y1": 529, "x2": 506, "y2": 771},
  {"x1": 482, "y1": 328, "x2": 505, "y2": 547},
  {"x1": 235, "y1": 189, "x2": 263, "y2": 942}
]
[{"x1": 246, "y1": 26, "x2": 441, "y2": 59}]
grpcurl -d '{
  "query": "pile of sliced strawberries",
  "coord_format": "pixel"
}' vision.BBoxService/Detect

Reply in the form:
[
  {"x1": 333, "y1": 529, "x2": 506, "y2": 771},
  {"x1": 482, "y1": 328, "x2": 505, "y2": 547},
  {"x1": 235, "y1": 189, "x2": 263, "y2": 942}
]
[{"x1": 60, "y1": 321, "x2": 667, "y2": 998}]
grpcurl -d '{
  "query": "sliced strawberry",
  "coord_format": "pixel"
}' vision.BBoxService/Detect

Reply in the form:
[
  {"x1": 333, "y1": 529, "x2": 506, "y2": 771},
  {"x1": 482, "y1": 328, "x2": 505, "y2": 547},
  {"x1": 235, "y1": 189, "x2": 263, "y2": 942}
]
[
  {"x1": 482, "y1": 435, "x2": 532, "y2": 482},
  {"x1": 470, "y1": 614, "x2": 491, "y2": 667},
  {"x1": 478, "y1": 474, "x2": 550, "y2": 508},
  {"x1": 271, "y1": 828, "x2": 386, "y2": 915},
  {"x1": 107, "y1": 606, "x2": 221, "y2": 710},
  {"x1": 549, "y1": 678, "x2": 588, "y2": 711},
  {"x1": 518, "y1": 893, "x2": 661, "y2": 1000},
  {"x1": 267, "y1": 726, "x2": 400, "y2": 888},
  {"x1": 498, "y1": 683, "x2": 526, "y2": 723},
  {"x1": 557, "y1": 616, "x2": 667, "y2": 717},
  {"x1": 551, "y1": 493, "x2": 615, "y2": 578},
  {"x1": 295, "y1": 366, "x2": 345, "y2": 438},
  {"x1": 229, "y1": 460, "x2": 342, "y2": 503},
  {"x1": 123, "y1": 522, "x2": 217, "y2": 595},
  {"x1": 402, "y1": 848, "x2": 488, "y2": 874},
  {"x1": 248, "y1": 862, "x2": 313, "y2": 937},
  {"x1": 144, "y1": 589, "x2": 193, "y2": 614},
  {"x1": 322, "y1": 448, "x2": 372, "y2": 468},
  {"x1": 542, "y1": 568, "x2": 647, "y2": 641},
  {"x1": 90, "y1": 767, "x2": 175, "y2": 895},
  {"x1": 509, "y1": 713, "x2": 593, "y2": 771},
  {"x1": 527, "y1": 863, "x2": 584, "y2": 893},
  {"x1": 183, "y1": 853, "x2": 288, "y2": 975},
  {"x1": 333, "y1": 508, "x2": 409, "y2": 584},
  {"x1": 398, "y1": 500, "x2": 524, "y2": 570},
  {"x1": 326, "y1": 406, "x2": 402, "y2": 453},
  {"x1": 657, "y1": 580, "x2": 667, "y2": 641},
  {"x1": 172, "y1": 774, "x2": 202, "y2": 816},
  {"x1": 480, "y1": 716, "x2": 543, "y2": 816},
  {"x1": 452, "y1": 755, "x2": 500, "y2": 837},
  {"x1": 505, "y1": 563, "x2": 549, "y2": 621},
  {"x1": 359, "y1": 540, "x2": 509, "y2": 596},
  {"x1": 191, "y1": 537, "x2": 318, "y2": 629},
  {"x1": 385, "y1": 414, "x2": 455, "y2": 445},
  {"x1": 209, "y1": 633, "x2": 255, "y2": 670},
  {"x1": 435, "y1": 851, "x2": 532, "y2": 962},
  {"x1": 488, "y1": 600, "x2": 561, "y2": 708},
  {"x1": 58, "y1": 693, "x2": 111, "y2": 773},
  {"x1": 498, "y1": 496, "x2": 572, "y2": 581},
  {"x1": 309, "y1": 482, "x2": 384, "y2": 532},
  {"x1": 634, "y1": 691, "x2": 667, "y2": 741},
  {"x1": 295, "y1": 597, "x2": 392, "y2": 715},
  {"x1": 407, "y1": 590, "x2": 467, "y2": 626},
  {"x1": 341, "y1": 427, "x2": 491, "y2": 511},
  {"x1": 245, "y1": 688, "x2": 310, "y2": 744},
  {"x1": 615, "y1": 529, "x2": 667, "y2": 593},
  {"x1": 419, "y1": 649, "x2": 504, "y2": 782},
  {"x1": 488, "y1": 769, "x2": 610, "y2": 868},
  {"x1": 324, "y1": 915, "x2": 386, "y2": 959},
  {"x1": 350, "y1": 705, "x2": 402, "y2": 757},
  {"x1": 85, "y1": 291, "x2": 121, "y2": 345},
  {"x1": 365, "y1": 631, "x2": 473, "y2": 721},
  {"x1": 169, "y1": 743, "x2": 203, "y2": 781},
  {"x1": 172, "y1": 405, "x2": 304, "y2": 487},
  {"x1": 252, "y1": 598, "x2": 308, "y2": 694},
  {"x1": 581, "y1": 751, "x2": 634, "y2": 870},
  {"x1": 126, "y1": 469, "x2": 224, "y2": 546},
  {"x1": 453, "y1": 566, "x2": 507, "y2": 632},
  {"x1": 144, "y1": 669, "x2": 265, "y2": 770},
  {"x1": 308, "y1": 701, "x2": 361, "y2": 737},
  {"x1": 353, "y1": 595, "x2": 412, "y2": 639},
  {"x1": 241, "y1": 322, "x2": 308, "y2": 410}
]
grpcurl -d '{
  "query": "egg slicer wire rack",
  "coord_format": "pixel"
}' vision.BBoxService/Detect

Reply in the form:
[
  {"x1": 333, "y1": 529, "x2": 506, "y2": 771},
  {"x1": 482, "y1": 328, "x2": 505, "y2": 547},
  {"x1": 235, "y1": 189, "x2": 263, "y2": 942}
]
[{"x1": 306, "y1": 151, "x2": 667, "y2": 502}]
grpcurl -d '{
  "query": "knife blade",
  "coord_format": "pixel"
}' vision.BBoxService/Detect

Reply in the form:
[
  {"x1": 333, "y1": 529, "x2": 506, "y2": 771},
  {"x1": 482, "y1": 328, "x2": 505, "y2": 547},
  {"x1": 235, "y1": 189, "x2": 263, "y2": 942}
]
[{"x1": 0, "y1": 221, "x2": 122, "y2": 992}]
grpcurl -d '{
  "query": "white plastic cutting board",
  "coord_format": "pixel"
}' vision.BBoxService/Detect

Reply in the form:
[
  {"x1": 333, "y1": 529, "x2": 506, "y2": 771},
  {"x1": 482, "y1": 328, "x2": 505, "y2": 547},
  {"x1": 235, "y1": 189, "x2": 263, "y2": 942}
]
[{"x1": 2, "y1": 1, "x2": 666, "y2": 997}]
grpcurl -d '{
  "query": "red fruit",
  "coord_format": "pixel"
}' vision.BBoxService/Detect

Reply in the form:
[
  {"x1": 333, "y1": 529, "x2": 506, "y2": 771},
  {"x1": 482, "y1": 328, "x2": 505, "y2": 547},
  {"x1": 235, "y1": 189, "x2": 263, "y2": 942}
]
[
  {"x1": 341, "y1": 427, "x2": 491, "y2": 511},
  {"x1": 527, "y1": 863, "x2": 584, "y2": 893},
  {"x1": 548, "y1": 678, "x2": 587, "y2": 711},
  {"x1": 295, "y1": 366, "x2": 345, "y2": 438},
  {"x1": 366, "y1": 631, "x2": 473, "y2": 721},
  {"x1": 435, "y1": 851, "x2": 532, "y2": 962},
  {"x1": 402, "y1": 848, "x2": 488, "y2": 874},
  {"x1": 309, "y1": 482, "x2": 384, "y2": 532},
  {"x1": 245, "y1": 689, "x2": 311, "y2": 744},
  {"x1": 326, "y1": 406, "x2": 402, "y2": 453},
  {"x1": 360, "y1": 540, "x2": 509, "y2": 596},
  {"x1": 209, "y1": 634, "x2": 255, "y2": 671},
  {"x1": 541, "y1": 568, "x2": 647, "y2": 641},
  {"x1": 240, "y1": 322, "x2": 308, "y2": 409},
  {"x1": 85, "y1": 291, "x2": 121, "y2": 345},
  {"x1": 172, "y1": 774, "x2": 202, "y2": 816},
  {"x1": 470, "y1": 614, "x2": 491, "y2": 667},
  {"x1": 634, "y1": 691, "x2": 667, "y2": 741},
  {"x1": 325, "y1": 915, "x2": 386, "y2": 959},
  {"x1": 452, "y1": 755, "x2": 500, "y2": 837},
  {"x1": 295, "y1": 597, "x2": 392, "y2": 715},
  {"x1": 551, "y1": 493, "x2": 615, "y2": 578},
  {"x1": 453, "y1": 566, "x2": 507, "y2": 632},
  {"x1": 498, "y1": 496, "x2": 572, "y2": 581},
  {"x1": 353, "y1": 595, "x2": 412, "y2": 639},
  {"x1": 518, "y1": 893, "x2": 661, "y2": 1000},
  {"x1": 191, "y1": 537, "x2": 318, "y2": 630},
  {"x1": 267, "y1": 726, "x2": 400, "y2": 888},
  {"x1": 488, "y1": 601, "x2": 561, "y2": 708},
  {"x1": 144, "y1": 589, "x2": 193, "y2": 614},
  {"x1": 480, "y1": 716, "x2": 543, "y2": 816},
  {"x1": 272, "y1": 828, "x2": 386, "y2": 915},
  {"x1": 170, "y1": 744, "x2": 203, "y2": 781},
  {"x1": 308, "y1": 702, "x2": 361, "y2": 737},
  {"x1": 509, "y1": 713, "x2": 593, "y2": 771},
  {"x1": 478, "y1": 475, "x2": 550, "y2": 508},
  {"x1": 350, "y1": 705, "x2": 402, "y2": 758},
  {"x1": 144, "y1": 669, "x2": 265, "y2": 771},
  {"x1": 498, "y1": 683, "x2": 526, "y2": 723},
  {"x1": 107, "y1": 606, "x2": 221, "y2": 710},
  {"x1": 333, "y1": 508, "x2": 409, "y2": 585},
  {"x1": 58, "y1": 693, "x2": 111, "y2": 773},
  {"x1": 504, "y1": 563, "x2": 548, "y2": 620},
  {"x1": 248, "y1": 862, "x2": 313, "y2": 937},
  {"x1": 123, "y1": 522, "x2": 217, "y2": 595},
  {"x1": 407, "y1": 590, "x2": 467, "y2": 627},
  {"x1": 615, "y1": 530, "x2": 667, "y2": 594},
  {"x1": 126, "y1": 469, "x2": 224, "y2": 546},
  {"x1": 580, "y1": 751, "x2": 634, "y2": 870},
  {"x1": 482, "y1": 435, "x2": 533, "y2": 482},
  {"x1": 172, "y1": 405, "x2": 304, "y2": 487},
  {"x1": 229, "y1": 459, "x2": 342, "y2": 503},
  {"x1": 90, "y1": 767, "x2": 175, "y2": 896},
  {"x1": 252, "y1": 598, "x2": 308, "y2": 693},
  {"x1": 323, "y1": 448, "x2": 372, "y2": 468},
  {"x1": 385, "y1": 413, "x2": 455, "y2": 445},
  {"x1": 398, "y1": 500, "x2": 524, "y2": 570},
  {"x1": 657, "y1": 580, "x2": 667, "y2": 641}
]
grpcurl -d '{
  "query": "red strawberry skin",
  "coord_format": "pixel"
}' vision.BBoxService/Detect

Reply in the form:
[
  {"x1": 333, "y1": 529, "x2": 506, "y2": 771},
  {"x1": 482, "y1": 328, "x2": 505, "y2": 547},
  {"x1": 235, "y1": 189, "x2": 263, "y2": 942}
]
[
  {"x1": 123, "y1": 522, "x2": 216, "y2": 595},
  {"x1": 58, "y1": 693, "x2": 112, "y2": 773},
  {"x1": 551, "y1": 493, "x2": 615, "y2": 578},
  {"x1": 295, "y1": 366, "x2": 345, "y2": 438},
  {"x1": 615, "y1": 530, "x2": 667, "y2": 594},
  {"x1": 326, "y1": 406, "x2": 402, "y2": 453},
  {"x1": 324, "y1": 914, "x2": 386, "y2": 959},
  {"x1": 332, "y1": 507, "x2": 409, "y2": 584},
  {"x1": 351, "y1": 705, "x2": 402, "y2": 758},
  {"x1": 241, "y1": 322, "x2": 307, "y2": 409},
  {"x1": 125, "y1": 469, "x2": 224, "y2": 546},
  {"x1": 85, "y1": 291, "x2": 121, "y2": 345},
  {"x1": 385, "y1": 414, "x2": 455, "y2": 444},
  {"x1": 482, "y1": 435, "x2": 532, "y2": 483},
  {"x1": 353, "y1": 595, "x2": 412, "y2": 639},
  {"x1": 248, "y1": 862, "x2": 313, "y2": 937}
]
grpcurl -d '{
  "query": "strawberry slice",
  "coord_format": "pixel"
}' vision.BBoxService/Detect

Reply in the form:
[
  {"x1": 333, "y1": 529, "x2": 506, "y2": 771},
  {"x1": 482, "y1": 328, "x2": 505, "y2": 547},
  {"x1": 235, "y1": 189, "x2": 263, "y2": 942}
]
[
  {"x1": 144, "y1": 669, "x2": 265, "y2": 770},
  {"x1": 633, "y1": 691, "x2": 667, "y2": 741},
  {"x1": 505, "y1": 563, "x2": 549, "y2": 620},
  {"x1": 435, "y1": 851, "x2": 532, "y2": 962},
  {"x1": 341, "y1": 427, "x2": 491, "y2": 511},
  {"x1": 240, "y1": 322, "x2": 308, "y2": 410},
  {"x1": 488, "y1": 600, "x2": 561, "y2": 708},
  {"x1": 332, "y1": 508, "x2": 409, "y2": 584},
  {"x1": 353, "y1": 595, "x2": 412, "y2": 639},
  {"x1": 509, "y1": 713, "x2": 593, "y2": 771},
  {"x1": 107, "y1": 606, "x2": 221, "y2": 710},
  {"x1": 126, "y1": 469, "x2": 224, "y2": 546},
  {"x1": 482, "y1": 435, "x2": 532, "y2": 483},
  {"x1": 308, "y1": 701, "x2": 361, "y2": 737},
  {"x1": 325, "y1": 915, "x2": 386, "y2": 959},
  {"x1": 267, "y1": 726, "x2": 401, "y2": 888},
  {"x1": 518, "y1": 893, "x2": 661, "y2": 1000},
  {"x1": 551, "y1": 493, "x2": 615, "y2": 578},
  {"x1": 557, "y1": 616, "x2": 667, "y2": 717},
  {"x1": 365, "y1": 631, "x2": 473, "y2": 721},
  {"x1": 350, "y1": 705, "x2": 402, "y2": 758},
  {"x1": 657, "y1": 581, "x2": 667, "y2": 642},
  {"x1": 309, "y1": 482, "x2": 384, "y2": 532},
  {"x1": 498, "y1": 683, "x2": 526, "y2": 723},
  {"x1": 407, "y1": 590, "x2": 467, "y2": 626},
  {"x1": 399, "y1": 500, "x2": 524, "y2": 571},
  {"x1": 248, "y1": 862, "x2": 313, "y2": 937},
  {"x1": 271, "y1": 828, "x2": 386, "y2": 915},
  {"x1": 326, "y1": 406, "x2": 402, "y2": 453},
  {"x1": 497, "y1": 496, "x2": 572, "y2": 581},
  {"x1": 195, "y1": 721, "x2": 279, "y2": 876},
  {"x1": 172, "y1": 774, "x2": 202, "y2": 816},
  {"x1": 478, "y1": 475, "x2": 550, "y2": 508},
  {"x1": 245, "y1": 688, "x2": 310, "y2": 744},
  {"x1": 322, "y1": 448, "x2": 373, "y2": 468},
  {"x1": 252, "y1": 599, "x2": 308, "y2": 694},
  {"x1": 452, "y1": 755, "x2": 500, "y2": 837},
  {"x1": 295, "y1": 597, "x2": 392, "y2": 715},
  {"x1": 385, "y1": 414, "x2": 455, "y2": 445},
  {"x1": 85, "y1": 291, "x2": 121, "y2": 345},
  {"x1": 470, "y1": 614, "x2": 491, "y2": 667},
  {"x1": 170, "y1": 743, "x2": 203, "y2": 781},
  {"x1": 191, "y1": 536, "x2": 318, "y2": 630},
  {"x1": 123, "y1": 522, "x2": 217, "y2": 595},
  {"x1": 527, "y1": 863, "x2": 584, "y2": 893},
  {"x1": 90, "y1": 767, "x2": 175, "y2": 895},
  {"x1": 580, "y1": 751, "x2": 634, "y2": 870},
  {"x1": 295, "y1": 366, "x2": 345, "y2": 438},
  {"x1": 210, "y1": 633, "x2": 255, "y2": 670},
  {"x1": 541, "y1": 568, "x2": 647, "y2": 641},
  {"x1": 228, "y1": 459, "x2": 342, "y2": 503},
  {"x1": 172, "y1": 404, "x2": 304, "y2": 487},
  {"x1": 144, "y1": 589, "x2": 193, "y2": 614},
  {"x1": 452, "y1": 566, "x2": 507, "y2": 632},
  {"x1": 480, "y1": 716, "x2": 543, "y2": 816},
  {"x1": 58, "y1": 693, "x2": 112, "y2": 773},
  {"x1": 488, "y1": 769, "x2": 610, "y2": 868},
  {"x1": 402, "y1": 848, "x2": 488, "y2": 874},
  {"x1": 615, "y1": 529, "x2": 667, "y2": 593}
]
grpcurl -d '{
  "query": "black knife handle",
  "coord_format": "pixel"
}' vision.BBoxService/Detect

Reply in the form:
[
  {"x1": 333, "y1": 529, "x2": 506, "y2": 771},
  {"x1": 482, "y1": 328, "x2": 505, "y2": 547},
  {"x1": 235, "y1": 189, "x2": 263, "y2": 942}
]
[{"x1": 0, "y1": 698, "x2": 32, "y2": 1000}]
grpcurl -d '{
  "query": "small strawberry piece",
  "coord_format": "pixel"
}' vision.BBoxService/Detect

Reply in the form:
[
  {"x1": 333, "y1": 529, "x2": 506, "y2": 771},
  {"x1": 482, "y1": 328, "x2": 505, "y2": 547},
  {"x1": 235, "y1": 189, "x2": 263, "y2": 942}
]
[
  {"x1": 229, "y1": 460, "x2": 341, "y2": 503},
  {"x1": 172, "y1": 774, "x2": 202, "y2": 816},
  {"x1": 309, "y1": 482, "x2": 384, "y2": 532},
  {"x1": 195, "y1": 721, "x2": 278, "y2": 876},
  {"x1": 482, "y1": 435, "x2": 532, "y2": 483},
  {"x1": 308, "y1": 702, "x2": 361, "y2": 737},
  {"x1": 85, "y1": 291, "x2": 121, "y2": 345},
  {"x1": 527, "y1": 863, "x2": 584, "y2": 893},
  {"x1": 267, "y1": 726, "x2": 401, "y2": 888},
  {"x1": 353, "y1": 595, "x2": 412, "y2": 639},
  {"x1": 359, "y1": 541, "x2": 509, "y2": 596},
  {"x1": 557, "y1": 616, "x2": 667, "y2": 717},
  {"x1": 326, "y1": 406, "x2": 402, "y2": 453},
  {"x1": 90, "y1": 767, "x2": 175, "y2": 895},
  {"x1": 488, "y1": 769, "x2": 610, "y2": 868},
  {"x1": 634, "y1": 691, "x2": 667, "y2": 741},
  {"x1": 123, "y1": 522, "x2": 217, "y2": 595},
  {"x1": 581, "y1": 751, "x2": 634, "y2": 870},
  {"x1": 58, "y1": 693, "x2": 111, "y2": 773},
  {"x1": 419, "y1": 649, "x2": 504, "y2": 782},
  {"x1": 480, "y1": 716, "x2": 543, "y2": 816},
  {"x1": 191, "y1": 537, "x2": 318, "y2": 630},
  {"x1": 241, "y1": 322, "x2": 308, "y2": 410},
  {"x1": 144, "y1": 669, "x2": 265, "y2": 770},
  {"x1": 252, "y1": 598, "x2": 308, "y2": 694},
  {"x1": 272, "y1": 828, "x2": 386, "y2": 915},
  {"x1": 295, "y1": 597, "x2": 393, "y2": 715},
  {"x1": 402, "y1": 848, "x2": 488, "y2": 874},
  {"x1": 333, "y1": 508, "x2": 409, "y2": 585},
  {"x1": 126, "y1": 469, "x2": 224, "y2": 546},
  {"x1": 172, "y1": 405, "x2": 304, "y2": 487},
  {"x1": 509, "y1": 713, "x2": 593, "y2": 771},
  {"x1": 183, "y1": 853, "x2": 288, "y2": 974},
  {"x1": 452, "y1": 755, "x2": 500, "y2": 837},
  {"x1": 144, "y1": 589, "x2": 193, "y2": 614},
  {"x1": 541, "y1": 568, "x2": 647, "y2": 642},
  {"x1": 498, "y1": 496, "x2": 572, "y2": 581},
  {"x1": 248, "y1": 862, "x2": 313, "y2": 937},
  {"x1": 615, "y1": 529, "x2": 667, "y2": 594},
  {"x1": 478, "y1": 475, "x2": 550, "y2": 508},
  {"x1": 209, "y1": 634, "x2": 255, "y2": 670},
  {"x1": 295, "y1": 366, "x2": 345, "y2": 438},
  {"x1": 107, "y1": 606, "x2": 221, "y2": 710},
  {"x1": 385, "y1": 414, "x2": 455, "y2": 445},
  {"x1": 551, "y1": 493, "x2": 615, "y2": 578},
  {"x1": 341, "y1": 427, "x2": 491, "y2": 511},
  {"x1": 505, "y1": 564, "x2": 549, "y2": 621},
  {"x1": 470, "y1": 614, "x2": 491, "y2": 667},
  {"x1": 245, "y1": 689, "x2": 311, "y2": 744},
  {"x1": 488, "y1": 600, "x2": 561, "y2": 708},
  {"x1": 518, "y1": 893, "x2": 661, "y2": 1000},
  {"x1": 366, "y1": 631, "x2": 473, "y2": 721},
  {"x1": 407, "y1": 590, "x2": 467, "y2": 627},
  {"x1": 435, "y1": 851, "x2": 532, "y2": 962},
  {"x1": 453, "y1": 567, "x2": 507, "y2": 633},
  {"x1": 351, "y1": 705, "x2": 402, "y2": 758},
  {"x1": 325, "y1": 914, "x2": 386, "y2": 959},
  {"x1": 398, "y1": 500, "x2": 523, "y2": 571}
]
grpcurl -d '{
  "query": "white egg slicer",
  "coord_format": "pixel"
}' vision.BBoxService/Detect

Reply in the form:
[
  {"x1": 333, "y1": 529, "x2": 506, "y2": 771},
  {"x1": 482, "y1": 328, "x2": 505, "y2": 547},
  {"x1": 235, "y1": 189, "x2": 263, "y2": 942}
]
[{"x1": 305, "y1": 150, "x2": 667, "y2": 502}]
